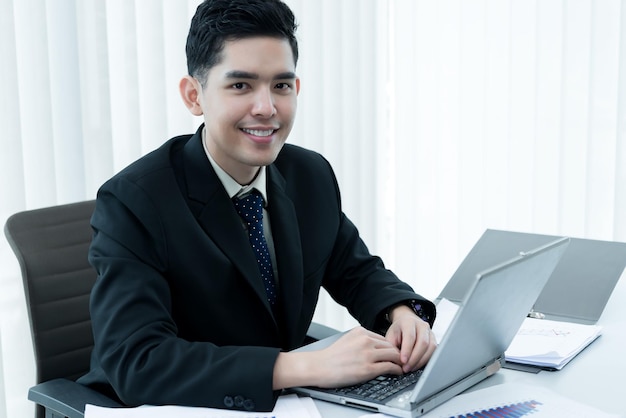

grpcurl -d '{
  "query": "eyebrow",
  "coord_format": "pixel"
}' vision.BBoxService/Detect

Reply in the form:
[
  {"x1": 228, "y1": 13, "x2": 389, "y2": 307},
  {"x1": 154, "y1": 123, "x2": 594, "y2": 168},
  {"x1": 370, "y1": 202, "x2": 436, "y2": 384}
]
[{"x1": 225, "y1": 70, "x2": 297, "y2": 80}]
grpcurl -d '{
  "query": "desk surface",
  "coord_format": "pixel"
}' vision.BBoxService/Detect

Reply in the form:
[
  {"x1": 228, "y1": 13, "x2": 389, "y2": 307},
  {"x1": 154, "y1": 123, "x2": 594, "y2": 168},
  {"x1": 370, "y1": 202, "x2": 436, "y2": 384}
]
[{"x1": 313, "y1": 275, "x2": 626, "y2": 417}]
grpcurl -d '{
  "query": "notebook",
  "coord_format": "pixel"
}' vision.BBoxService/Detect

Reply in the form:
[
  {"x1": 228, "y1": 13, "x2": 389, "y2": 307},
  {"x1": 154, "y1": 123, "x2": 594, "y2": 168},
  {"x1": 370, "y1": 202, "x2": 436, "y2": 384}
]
[{"x1": 291, "y1": 237, "x2": 569, "y2": 417}]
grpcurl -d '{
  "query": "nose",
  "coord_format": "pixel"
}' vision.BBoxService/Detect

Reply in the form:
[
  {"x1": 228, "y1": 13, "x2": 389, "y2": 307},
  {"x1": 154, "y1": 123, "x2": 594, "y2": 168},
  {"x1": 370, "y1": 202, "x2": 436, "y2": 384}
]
[{"x1": 252, "y1": 87, "x2": 276, "y2": 118}]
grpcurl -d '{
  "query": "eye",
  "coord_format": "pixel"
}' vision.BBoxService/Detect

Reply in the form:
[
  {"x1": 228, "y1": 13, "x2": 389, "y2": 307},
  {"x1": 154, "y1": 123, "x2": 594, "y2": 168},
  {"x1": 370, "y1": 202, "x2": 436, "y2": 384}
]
[
  {"x1": 275, "y1": 82, "x2": 292, "y2": 91},
  {"x1": 231, "y1": 82, "x2": 249, "y2": 90}
]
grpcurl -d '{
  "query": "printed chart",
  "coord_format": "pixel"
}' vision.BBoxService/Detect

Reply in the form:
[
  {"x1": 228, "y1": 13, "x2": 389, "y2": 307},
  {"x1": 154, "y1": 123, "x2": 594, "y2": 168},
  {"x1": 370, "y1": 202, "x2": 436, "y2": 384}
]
[{"x1": 449, "y1": 399, "x2": 542, "y2": 417}]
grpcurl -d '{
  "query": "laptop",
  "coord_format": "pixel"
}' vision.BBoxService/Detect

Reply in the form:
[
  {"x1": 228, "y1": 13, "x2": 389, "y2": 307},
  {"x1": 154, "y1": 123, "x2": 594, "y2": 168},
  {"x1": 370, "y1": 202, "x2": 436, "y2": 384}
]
[
  {"x1": 437, "y1": 229, "x2": 626, "y2": 325},
  {"x1": 291, "y1": 237, "x2": 569, "y2": 417}
]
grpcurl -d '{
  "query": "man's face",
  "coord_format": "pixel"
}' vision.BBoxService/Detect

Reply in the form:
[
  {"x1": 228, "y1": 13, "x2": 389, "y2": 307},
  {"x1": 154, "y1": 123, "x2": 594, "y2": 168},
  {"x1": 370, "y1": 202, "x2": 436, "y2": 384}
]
[{"x1": 196, "y1": 37, "x2": 299, "y2": 184}]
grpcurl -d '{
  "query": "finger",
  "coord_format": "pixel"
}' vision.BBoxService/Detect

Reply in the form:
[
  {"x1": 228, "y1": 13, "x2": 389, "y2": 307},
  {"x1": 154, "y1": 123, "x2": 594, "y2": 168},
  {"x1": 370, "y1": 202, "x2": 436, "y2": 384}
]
[
  {"x1": 399, "y1": 326, "x2": 417, "y2": 364},
  {"x1": 371, "y1": 347, "x2": 403, "y2": 368},
  {"x1": 411, "y1": 330, "x2": 438, "y2": 371},
  {"x1": 403, "y1": 328, "x2": 434, "y2": 372},
  {"x1": 374, "y1": 361, "x2": 404, "y2": 377},
  {"x1": 340, "y1": 327, "x2": 399, "y2": 356},
  {"x1": 424, "y1": 330, "x2": 438, "y2": 359},
  {"x1": 384, "y1": 324, "x2": 402, "y2": 348}
]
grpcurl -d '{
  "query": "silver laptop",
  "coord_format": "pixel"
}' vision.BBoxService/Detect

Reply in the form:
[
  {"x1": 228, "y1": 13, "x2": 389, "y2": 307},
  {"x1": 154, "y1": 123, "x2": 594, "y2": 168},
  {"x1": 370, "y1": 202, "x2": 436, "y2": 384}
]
[{"x1": 291, "y1": 237, "x2": 569, "y2": 417}]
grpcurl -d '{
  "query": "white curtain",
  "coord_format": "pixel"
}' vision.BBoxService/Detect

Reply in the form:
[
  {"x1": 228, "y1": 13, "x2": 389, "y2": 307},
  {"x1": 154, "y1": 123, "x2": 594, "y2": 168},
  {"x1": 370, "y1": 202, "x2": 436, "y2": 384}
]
[
  {"x1": 1, "y1": 2, "x2": 200, "y2": 416},
  {"x1": 384, "y1": 0, "x2": 626, "y2": 301},
  {"x1": 1, "y1": 0, "x2": 625, "y2": 416}
]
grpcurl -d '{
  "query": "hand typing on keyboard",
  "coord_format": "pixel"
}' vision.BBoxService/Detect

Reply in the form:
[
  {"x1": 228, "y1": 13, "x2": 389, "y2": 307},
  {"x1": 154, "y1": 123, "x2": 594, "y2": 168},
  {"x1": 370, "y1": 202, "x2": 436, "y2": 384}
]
[
  {"x1": 273, "y1": 311, "x2": 436, "y2": 391},
  {"x1": 274, "y1": 327, "x2": 404, "y2": 390},
  {"x1": 385, "y1": 304, "x2": 437, "y2": 373}
]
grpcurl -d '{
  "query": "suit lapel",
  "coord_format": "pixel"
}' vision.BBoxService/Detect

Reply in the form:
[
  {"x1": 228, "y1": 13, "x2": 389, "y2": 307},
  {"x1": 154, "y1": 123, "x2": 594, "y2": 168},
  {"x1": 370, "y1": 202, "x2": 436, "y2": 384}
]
[
  {"x1": 181, "y1": 129, "x2": 275, "y2": 318},
  {"x1": 266, "y1": 165, "x2": 304, "y2": 346}
]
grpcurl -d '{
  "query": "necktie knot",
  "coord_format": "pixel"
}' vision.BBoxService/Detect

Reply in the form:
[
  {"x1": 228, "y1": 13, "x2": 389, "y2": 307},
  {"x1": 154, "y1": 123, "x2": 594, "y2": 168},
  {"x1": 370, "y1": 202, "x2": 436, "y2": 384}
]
[{"x1": 233, "y1": 192, "x2": 264, "y2": 226}]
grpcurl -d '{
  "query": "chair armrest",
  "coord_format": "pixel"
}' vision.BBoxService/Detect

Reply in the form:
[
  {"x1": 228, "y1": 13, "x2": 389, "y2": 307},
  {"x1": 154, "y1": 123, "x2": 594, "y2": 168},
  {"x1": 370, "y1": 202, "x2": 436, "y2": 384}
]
[
  {"x1": 306, "y1": 322, "x2": 340, "y2": 342},
  {"x1": 29, "y1": 378, "x2": 122, "y2": 418}
]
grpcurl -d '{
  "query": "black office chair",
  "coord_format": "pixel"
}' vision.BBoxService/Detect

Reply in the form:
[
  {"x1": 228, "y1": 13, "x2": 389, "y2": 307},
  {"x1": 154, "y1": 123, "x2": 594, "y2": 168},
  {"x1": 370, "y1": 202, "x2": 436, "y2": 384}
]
[
  {"x1": 4, "y1": 200, "x2": 121, "y2": 418},
  {"x1": 4, "y1": 200, "x2": 338, "y2": 418}
]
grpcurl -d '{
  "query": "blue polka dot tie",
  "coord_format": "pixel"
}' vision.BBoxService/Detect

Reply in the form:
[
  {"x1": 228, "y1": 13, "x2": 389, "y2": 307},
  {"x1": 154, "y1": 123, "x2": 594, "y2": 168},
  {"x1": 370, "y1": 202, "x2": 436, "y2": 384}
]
[{"x1": 233, "y1": 191, "x2": 277, "y2": 306}]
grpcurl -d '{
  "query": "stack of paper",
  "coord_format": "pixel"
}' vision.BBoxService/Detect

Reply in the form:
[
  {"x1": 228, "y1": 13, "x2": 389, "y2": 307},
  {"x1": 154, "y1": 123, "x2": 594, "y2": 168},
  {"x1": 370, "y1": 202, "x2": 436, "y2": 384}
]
[{"x1": 505, "y1": 317, "x2": 602, "y2": 370}]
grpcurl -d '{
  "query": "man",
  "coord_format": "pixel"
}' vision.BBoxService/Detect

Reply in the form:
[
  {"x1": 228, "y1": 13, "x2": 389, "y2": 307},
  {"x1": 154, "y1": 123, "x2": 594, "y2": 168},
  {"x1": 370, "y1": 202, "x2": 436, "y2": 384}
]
[{"x1": 78, "y1": 0, "x2": 437, "y2": 412}]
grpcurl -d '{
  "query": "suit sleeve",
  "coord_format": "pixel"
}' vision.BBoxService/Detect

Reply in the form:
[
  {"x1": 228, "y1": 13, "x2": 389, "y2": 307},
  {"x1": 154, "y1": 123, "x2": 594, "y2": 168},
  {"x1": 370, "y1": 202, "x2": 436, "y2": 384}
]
[
  {"x1": 314, "y1": 159, "x2": 436, "y2": 331},
  {"x1": 86, "y1": 177, "x2": 280, "y2": 411}
]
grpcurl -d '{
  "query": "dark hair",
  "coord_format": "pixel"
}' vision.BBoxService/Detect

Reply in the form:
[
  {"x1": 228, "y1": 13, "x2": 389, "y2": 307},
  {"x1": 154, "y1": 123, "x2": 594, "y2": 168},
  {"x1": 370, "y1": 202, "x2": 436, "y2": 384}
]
[{"x1": 186, "y1": 0, "x2": 299, "y2": 84}]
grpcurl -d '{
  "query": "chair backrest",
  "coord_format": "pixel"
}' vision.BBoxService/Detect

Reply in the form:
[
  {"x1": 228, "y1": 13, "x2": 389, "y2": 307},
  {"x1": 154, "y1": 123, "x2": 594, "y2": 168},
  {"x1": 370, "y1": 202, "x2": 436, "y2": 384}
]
[{"x1": 4, "y1": 200, "x2": 97, "y2": 385}]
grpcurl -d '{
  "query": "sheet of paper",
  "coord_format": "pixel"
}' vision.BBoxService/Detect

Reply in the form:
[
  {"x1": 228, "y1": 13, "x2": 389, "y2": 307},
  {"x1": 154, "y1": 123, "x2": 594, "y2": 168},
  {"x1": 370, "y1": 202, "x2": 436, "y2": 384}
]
[
  {"x1": 505, "y1": 317, "x2": 602, "y2": 369},
  {"x1": 85, "y1": 394, "x2": 319, "y2": 418},
  {"x1": 359, "y1": 382, "x2": 621, "y2": 418}
]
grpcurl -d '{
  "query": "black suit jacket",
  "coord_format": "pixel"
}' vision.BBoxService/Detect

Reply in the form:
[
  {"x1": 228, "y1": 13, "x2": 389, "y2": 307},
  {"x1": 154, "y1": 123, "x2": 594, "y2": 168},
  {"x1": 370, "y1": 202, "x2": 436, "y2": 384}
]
[{"x1": 78, "y1": 125, "x2": 434, "y2": 411}]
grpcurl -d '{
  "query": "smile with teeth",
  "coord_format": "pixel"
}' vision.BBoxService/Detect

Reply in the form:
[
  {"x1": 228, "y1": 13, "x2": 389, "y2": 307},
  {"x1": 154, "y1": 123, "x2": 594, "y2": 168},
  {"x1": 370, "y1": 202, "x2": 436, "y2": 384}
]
[{"x1": 242, "y1": 128, "x2": 276, "y2": 137}]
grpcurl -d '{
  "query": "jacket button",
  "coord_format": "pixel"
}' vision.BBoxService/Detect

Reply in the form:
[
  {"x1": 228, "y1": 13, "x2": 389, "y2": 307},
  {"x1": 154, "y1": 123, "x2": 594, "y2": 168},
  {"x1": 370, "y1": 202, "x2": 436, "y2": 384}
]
[
  {"x1": 223, "y1": 396, "x2": 234, "y2": 408},
  {"x1": 234, "y1": 395, "x2": 244, "y2": 408},
  {"x1": 243, "y1": 399, "x2": 255, "y2": 411}
]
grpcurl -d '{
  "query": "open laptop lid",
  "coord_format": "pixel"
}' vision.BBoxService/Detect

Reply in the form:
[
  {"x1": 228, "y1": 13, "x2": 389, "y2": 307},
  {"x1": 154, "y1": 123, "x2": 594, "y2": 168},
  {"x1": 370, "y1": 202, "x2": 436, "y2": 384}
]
[
  {"x1": 436, "y1": 229, "x2": 626, "y2": 324},
  {"x1": 409, "y1": 237, "x2": 569, "y2": 410}
]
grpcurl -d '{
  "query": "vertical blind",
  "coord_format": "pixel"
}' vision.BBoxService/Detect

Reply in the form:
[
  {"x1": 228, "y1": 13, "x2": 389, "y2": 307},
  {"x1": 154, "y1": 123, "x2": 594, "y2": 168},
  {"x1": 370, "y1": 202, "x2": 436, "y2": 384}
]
[{"x1": 1, "y1": 0, "x2": 625, "y2": 416}]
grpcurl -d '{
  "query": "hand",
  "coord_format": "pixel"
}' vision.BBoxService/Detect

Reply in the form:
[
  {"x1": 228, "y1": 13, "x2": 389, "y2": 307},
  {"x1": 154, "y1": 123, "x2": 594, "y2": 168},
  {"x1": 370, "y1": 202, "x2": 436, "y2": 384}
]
[
  {"x1": 315, "y1": 327, "x2": 404, "y2": 388},
  {"x1": 385, "y1": 305, "x2": 437, "y2": 373},
  {"x1": 273, "y1": 326, "x2": 404, "y2": 390}
]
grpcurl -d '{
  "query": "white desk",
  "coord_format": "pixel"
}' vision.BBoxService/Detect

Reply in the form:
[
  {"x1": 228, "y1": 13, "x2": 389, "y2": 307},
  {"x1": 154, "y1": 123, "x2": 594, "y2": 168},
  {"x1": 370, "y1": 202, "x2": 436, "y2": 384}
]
[{"x1": 313, "y1": 275, "x2": 626, "y2": 417}]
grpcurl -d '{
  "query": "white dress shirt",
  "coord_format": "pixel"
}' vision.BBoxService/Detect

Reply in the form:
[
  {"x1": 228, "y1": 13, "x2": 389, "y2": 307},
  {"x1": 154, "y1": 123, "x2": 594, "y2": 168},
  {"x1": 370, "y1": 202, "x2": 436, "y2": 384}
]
[{"x1": 202, "y1": 128, "x2": 279, "y2": 283}]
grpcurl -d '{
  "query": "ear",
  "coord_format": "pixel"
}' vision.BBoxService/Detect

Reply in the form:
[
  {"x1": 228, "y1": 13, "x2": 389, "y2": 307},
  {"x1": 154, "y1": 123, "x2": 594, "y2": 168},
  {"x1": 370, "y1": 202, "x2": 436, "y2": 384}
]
[
  {"x1": 295, "y1": 77, "x2": 301, "y2": 95},
  {"x1": 179, "y1": 75, "x2": 204, "y2": 116}
]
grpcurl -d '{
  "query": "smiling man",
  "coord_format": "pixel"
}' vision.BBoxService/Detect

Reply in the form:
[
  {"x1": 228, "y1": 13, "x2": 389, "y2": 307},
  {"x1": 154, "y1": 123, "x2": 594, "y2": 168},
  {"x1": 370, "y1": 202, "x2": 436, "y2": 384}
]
[
  {"x1": 78, "y1": 0, "x2": 437, "y2": 412},
  {"x1": 179, "y1": 37, "x2": 298, "y2": 185}
]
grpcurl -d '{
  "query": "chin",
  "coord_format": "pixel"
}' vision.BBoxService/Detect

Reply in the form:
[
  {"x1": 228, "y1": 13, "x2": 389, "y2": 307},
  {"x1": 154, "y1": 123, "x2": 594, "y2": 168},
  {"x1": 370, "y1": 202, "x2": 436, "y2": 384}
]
[{"x1": 248, "y1": 145, "x2": 284, "y2": 165}]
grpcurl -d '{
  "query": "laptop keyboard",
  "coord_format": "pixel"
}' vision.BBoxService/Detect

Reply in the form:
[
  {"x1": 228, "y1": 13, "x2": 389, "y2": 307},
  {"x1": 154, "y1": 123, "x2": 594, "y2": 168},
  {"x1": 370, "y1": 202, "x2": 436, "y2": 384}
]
[{"x1": 330, "y1": 370, "x2": 423, "y2": 403}]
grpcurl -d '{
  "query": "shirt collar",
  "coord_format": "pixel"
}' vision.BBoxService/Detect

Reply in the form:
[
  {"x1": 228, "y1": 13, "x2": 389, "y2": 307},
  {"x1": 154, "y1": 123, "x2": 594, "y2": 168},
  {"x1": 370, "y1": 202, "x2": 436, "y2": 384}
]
[{"x1": 202, "y1": 126, "x2": 269, "y2": 206}]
